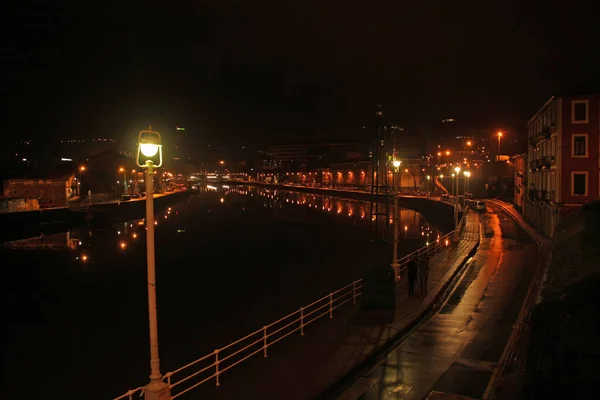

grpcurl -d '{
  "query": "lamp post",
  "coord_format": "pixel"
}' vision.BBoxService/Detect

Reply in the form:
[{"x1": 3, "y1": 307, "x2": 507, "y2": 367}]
[
  {"x1": 391, "y1": 159, "x2": 402, "y2": 280},
  {"x1": 451, "y1": 173, "x2": 455, "y2": 197},
  {"x1": 136, "y1": 126, "x2": 170, "y2": 400},
  {"x1": 454, "y1": 166, "x2": 461, "y2": 228},
  {"x1": 119, "y1": 167, "x2": 127, "y2": 193},
  {"x1": 497, "y1": 131, "x2": 503, "y2": 155},
  {"x1": 79, "y1": 165, "x2": 86, "y2": 196},
  {"x1": 426, "y1": 175, "x2": 431, "y2": 195},
  {"x1": 464, "y1": 171, "x2": 470, "y2": 195}
]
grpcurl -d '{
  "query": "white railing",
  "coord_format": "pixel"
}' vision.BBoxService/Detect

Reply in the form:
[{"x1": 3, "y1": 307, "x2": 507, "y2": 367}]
[{"x1": 114, "y1": 218, "x2": 468, "y2": 400}]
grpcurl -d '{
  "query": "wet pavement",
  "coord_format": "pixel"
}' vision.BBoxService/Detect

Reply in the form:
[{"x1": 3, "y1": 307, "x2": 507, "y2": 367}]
[
  {"x1": 180, "y1": 213, "x2": 479, "y2": 400},
  {"x1": 340, "y1": 203, "x2": 538, "y2": 400}
]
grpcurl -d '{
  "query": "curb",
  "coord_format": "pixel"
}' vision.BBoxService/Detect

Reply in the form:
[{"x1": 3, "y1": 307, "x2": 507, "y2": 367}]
[
  {"x1": 318, "y1": 223, "x2": 482, "y2": 400},
  {"x1": 482, "y1": 199, "x2": 552, "y2": 399}
]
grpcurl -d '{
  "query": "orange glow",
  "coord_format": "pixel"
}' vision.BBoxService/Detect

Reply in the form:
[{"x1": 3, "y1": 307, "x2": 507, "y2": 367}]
[
  {"x1": 466, "y1": 141, "x2": 472, "y2": 146},
  {"x1": 437, "y1": 152, "x2": 442, "y2": 156},
  {"x1": 219, "y1": 160, "x2": 225, "y2": 165},
  {"x1": 497, "y1": 131, "x2": 503, "y2": 137},
  {"x1": 119, "y1": 167, "x2": 125, "y2": 172},
  {"x1": 120, "y1": 241, "x2": 127, "y2": 249},
  {"x1": 80, "y1": 166, "x2": 86, "y2": 172},
  {"x1": 445, "y1": 239, "x2": 449, "y2": 246},
  {"x1": 132, "y1": 233, "x2": 137, "y2": 239},
  {"x1": 82, "y1": 254, "x2": 88, "y2": 262},
  {"x1": 445, "y1": 150, "x2": 451, "y2": 156}
]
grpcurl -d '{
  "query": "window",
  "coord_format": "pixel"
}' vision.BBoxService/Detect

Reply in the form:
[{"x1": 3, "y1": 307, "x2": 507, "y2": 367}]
[
  {"x1": 572, "y1": 134, "x2": 588, "y2": 157},
  {"x1": 572, "y1": 100, "x2": 589, "y2": 123},
  {"x1": 572, "y1": 172, "x2": 588, "y2": 196}
]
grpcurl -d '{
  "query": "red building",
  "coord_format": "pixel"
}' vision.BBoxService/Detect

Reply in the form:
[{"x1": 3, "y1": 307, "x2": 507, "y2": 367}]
[{"x1": 525, "y1": 91, "x2": 600, "y2": 237}]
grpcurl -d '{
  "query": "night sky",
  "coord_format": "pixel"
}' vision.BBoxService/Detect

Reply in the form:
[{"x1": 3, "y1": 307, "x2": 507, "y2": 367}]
[{"x1": 2, "y1": 1, "x2": 599, "y2": 148}]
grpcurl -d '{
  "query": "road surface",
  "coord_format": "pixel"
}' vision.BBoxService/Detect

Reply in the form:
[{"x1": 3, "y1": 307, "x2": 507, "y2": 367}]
[{"x1": 338, "y1": 203, "x2": 538, "y2": 399}]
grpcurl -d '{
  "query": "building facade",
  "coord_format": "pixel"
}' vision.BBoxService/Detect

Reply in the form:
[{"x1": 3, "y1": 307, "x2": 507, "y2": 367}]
[
  {"x1": 525, "y1": 93, "x2": 600, "y2": 237},
  {"x1": 513, "y1": 153, "x2": 527, "y2": 213},
  {"x1": 3, "y1": 172, "x2": 77, "y2": 206}
]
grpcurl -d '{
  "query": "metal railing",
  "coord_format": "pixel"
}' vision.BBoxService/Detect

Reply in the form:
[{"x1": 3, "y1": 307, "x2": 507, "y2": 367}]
[
  {"x1": 114, "y1": 216, "x2": 468, "y2": 400},
  {"x1": 161, "y1": 279, "x2": 363, "y2": 399}
]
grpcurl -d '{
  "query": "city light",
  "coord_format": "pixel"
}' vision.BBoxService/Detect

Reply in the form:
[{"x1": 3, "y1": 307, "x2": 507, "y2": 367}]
[
  {"x1": 445, "y1": 150, "x2": 451, "y2": 156},
  {"x1": 80, "y1": 166, "x2": 86, "y2": 172}
]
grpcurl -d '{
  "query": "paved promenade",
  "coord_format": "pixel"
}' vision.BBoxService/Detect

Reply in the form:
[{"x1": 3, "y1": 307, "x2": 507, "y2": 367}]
[{"x1": 186, "y1": 212, "x2": 481, "y2": 400}]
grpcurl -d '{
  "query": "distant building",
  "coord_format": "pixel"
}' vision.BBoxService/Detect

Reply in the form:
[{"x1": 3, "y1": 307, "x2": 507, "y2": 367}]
[
  {"x1": 3, "y1": 172, "x2": 76, "y2": 206},
  {"x1": 513, "y1": 153, "x2": 527, "y2": 213},
  {"x1": 525, "y1": 91, "x2": 600, "y2": 237},
  {"x1": 270, "y1": 142, "x2": 370, "y2": 169}
]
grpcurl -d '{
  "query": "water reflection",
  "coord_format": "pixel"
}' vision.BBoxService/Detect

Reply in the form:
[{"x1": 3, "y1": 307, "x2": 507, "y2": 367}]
[
  {"x1": 4, "y1": 185, "x2": 441, "y2": 256},
  {"x1": 219, "y1": 185, "x2": 440, "y2": 247}
]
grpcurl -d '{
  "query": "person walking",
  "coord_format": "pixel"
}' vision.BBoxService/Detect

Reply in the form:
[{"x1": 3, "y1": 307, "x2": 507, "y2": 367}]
[
  {"x1": 407, "y1": 256, "x2": 419, "y2": 296},
  {"x1": 419, "y1": 255, "x2": 430, "y2": 295}
]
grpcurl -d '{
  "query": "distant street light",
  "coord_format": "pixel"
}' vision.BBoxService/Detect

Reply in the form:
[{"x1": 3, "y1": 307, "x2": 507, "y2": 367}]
[
  {"x1": 464, "y1": 171, "x2": 471, "y2": 194},
  {"x1": 497, "y1": 131, "x2": 503, "y2": 155},
  {"x1": 391, "y1": 159, "x2": 402, "y2": 280},
  {"x1": 454, "y1": 166, "x2": 461, "y2": 228},
  {"x1": 119, "y1": 167, "x2": 128, "y2": 192},
  {"x1": 445, "y1": 150, "x2": 451, "y2": 156},
  {"x1": 136, "y1": 126, "x2": 169, "y2": 400},
  {"x1": 78, "y1": 166, "x2": 86, "y2": 196},
  {"x1": 426, "y1": 175, "x2": 431, "y2": 195},
  {"x1": 219, "y1": 160, "x2": 225, "y2": 165}
]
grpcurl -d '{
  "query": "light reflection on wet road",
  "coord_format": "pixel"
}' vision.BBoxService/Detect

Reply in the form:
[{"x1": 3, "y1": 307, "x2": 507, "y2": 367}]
[{"x1": 343, "y1": 203, "x2": 538, "y2": 400}]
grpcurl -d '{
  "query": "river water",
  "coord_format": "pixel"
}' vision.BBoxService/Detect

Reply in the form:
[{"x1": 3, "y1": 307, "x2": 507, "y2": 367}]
[{"x1": 1, "y1": 185, "x2": 441, "y2": 399}]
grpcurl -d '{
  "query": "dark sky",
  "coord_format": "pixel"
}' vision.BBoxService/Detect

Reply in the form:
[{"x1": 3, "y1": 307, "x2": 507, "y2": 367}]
[{"x1": 2, "y1": 1, "x2": 599, "y2": 148}]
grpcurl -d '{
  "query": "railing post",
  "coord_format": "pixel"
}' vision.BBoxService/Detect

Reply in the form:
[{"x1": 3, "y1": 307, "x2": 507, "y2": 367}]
[
  {"x1": 352, "y1": 281, "x2": 357, "y2": 305},
  {"x1": 263, "y1": 326, "x2": 268, "y2": 358},
  {"x1": 300, "y1": 307, "x2": 305, "y2": 336},
  {"x1": 215, "y1": 350, "x2": 221, "y2": 386},
  {"x1": 329, "y1": 293, "x2": 333, "y2": 319}
]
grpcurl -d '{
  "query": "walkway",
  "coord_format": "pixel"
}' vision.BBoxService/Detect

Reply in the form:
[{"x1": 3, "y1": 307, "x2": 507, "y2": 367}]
[
  {"x1": 337, "y1": 203, "x2": 539, "y2": 400},
  {"x1": 185, "y1": 212, "x2": 480, "y2": 400}
]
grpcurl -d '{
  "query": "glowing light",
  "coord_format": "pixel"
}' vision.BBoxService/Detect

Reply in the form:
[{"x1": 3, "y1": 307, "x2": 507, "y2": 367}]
[
  {"x1": 154, "y1": 221, "x2": 158, "y2": 225},
  {"x1": 140, "y1": 143, "x2": 159, "y2": 157},
  {"x1": 132, "y1": 233, "x2": 137, "y2": 239},
  {"x1": 393, "y1": 160, "x2": 401, "y2": 168},
  {"x1": 120, "y1": 242, "x2": 127, "y2": 249},
  {"x1": 446, "y1": 150, "x2": 450, "y2": 156},
  {"x1": 220, "y1": 198, "x2": 224, "y2": 203},
  {"x1": 82, "y1": 254, "x2": 88, "y2": 262}
]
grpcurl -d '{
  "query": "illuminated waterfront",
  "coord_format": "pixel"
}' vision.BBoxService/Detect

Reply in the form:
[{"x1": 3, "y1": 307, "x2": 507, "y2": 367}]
[{"x1": 2, "y1": 185, "x2": 444, "y2": 400}]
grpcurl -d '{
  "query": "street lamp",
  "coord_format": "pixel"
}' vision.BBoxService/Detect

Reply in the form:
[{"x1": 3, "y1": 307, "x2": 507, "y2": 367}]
[
  {"x1": 426, "y1": 175, "x2": 431, "y2": 195},
  {"x1": 79, "y1": 166, "x2": 86, "y2": 196},
  {"x1": 497, "y1": 131, "x2": 503, "y2": 155},
  {"x1": 119, "y1": 167, "x2": 128, "y2": 193},
  {"x1": 454, "y1": 166, "x2": 461, "y2": 228},
  {"x1": 391, "y1": 159, "x2": 402, "y2": 280},
  {"x1": 136, "y1": 126, "x2": 169, "y2": 400},
  {"x1": 464, "y1": 171, "x2": 471, "y2": 195}
]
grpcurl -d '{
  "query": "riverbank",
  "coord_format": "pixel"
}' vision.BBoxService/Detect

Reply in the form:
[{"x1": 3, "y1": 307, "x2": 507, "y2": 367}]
[
  {"x1": 241, "y1": 182, "x2": 456, "y2": 234},
  {"x1": 0, "y1": 190, "x2": 191, "y2": 242}
]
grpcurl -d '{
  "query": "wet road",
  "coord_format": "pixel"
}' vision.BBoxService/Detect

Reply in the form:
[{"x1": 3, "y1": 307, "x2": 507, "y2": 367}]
[{"x1": 340, "y1": 203, "x2": 538, "y2": 400}]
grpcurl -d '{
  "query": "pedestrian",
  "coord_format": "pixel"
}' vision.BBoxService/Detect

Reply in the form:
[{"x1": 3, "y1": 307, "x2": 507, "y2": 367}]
[
  {"x1": 407, "y1": 256, "x2": 418, "y2": 296},
  {"x1": 419, "y1": 255, "x2": 430, "y2": 294}
]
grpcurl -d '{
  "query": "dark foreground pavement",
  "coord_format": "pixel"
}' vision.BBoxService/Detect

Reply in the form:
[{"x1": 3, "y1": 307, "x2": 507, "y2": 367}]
[
  {"x1": 337, "y1": 203, "x2": 539, "y2": 400},
  {"x1": 176, "y1": 213, "x2": 480, "y2": 400}
]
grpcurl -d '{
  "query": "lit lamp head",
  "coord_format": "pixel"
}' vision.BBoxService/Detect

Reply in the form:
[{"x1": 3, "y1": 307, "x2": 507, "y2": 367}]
[
  {"x1": 454, "y1": 166, "x2": 461, "y2": 174},
  {"x1": 392, "y1": 160, "x2": 401, "y2": 168},
  {"x1": 464, "y1": 171, "x2": 471, "y2": 177},
  {"x1": 137, "y1": 128, "x2": 163, "y2": 168}
]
